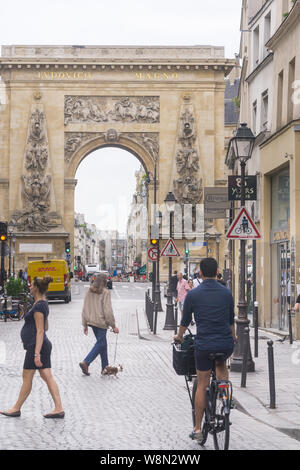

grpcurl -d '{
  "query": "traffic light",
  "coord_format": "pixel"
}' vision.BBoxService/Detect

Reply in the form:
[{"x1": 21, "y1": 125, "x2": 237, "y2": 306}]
[
  {"x1": 150, "y1": 238, "x2": 158, "y2": 246},
  {"x1": 185, "y1": 243, "x2": 189, "y2": 256},
  {"x1": 65, "y1": 241, "x2": 70, "y2": 253},
  {"x1": 0, "y1": 222, "x2": 7, "y2": 242}
]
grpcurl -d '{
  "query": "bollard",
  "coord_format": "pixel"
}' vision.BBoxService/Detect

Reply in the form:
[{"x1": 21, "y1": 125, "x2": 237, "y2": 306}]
[
  {"x1": 241, "y1": 327, "x2": 250, "y2": 388},
  {"x1": 174, "y1": 301, "x2": 178, "y2": 335},
  {"x1": 254, "y1": 301, "x2": 259, "y2": 357},
  {"x1": 267, "y1": 340, "x2": 276, "y2": 409},
  {"x1": 153, "y1": 300, "x2": 158, "y2": 335},
  {"x1": 288, "y1": 309, "x2": 293, "y2": 345},
  {"x1": 4, "y1": 295, "x2": 7, "y2": 323}
]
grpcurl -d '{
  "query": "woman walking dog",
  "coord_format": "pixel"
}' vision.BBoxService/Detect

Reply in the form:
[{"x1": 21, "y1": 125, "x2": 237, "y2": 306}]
[
  {"x1": 0, "y1": 276, "x2": 64, "y2": 419},
  {"x1": 79, "y1": 272, "x2": 119, "y2": 376}
]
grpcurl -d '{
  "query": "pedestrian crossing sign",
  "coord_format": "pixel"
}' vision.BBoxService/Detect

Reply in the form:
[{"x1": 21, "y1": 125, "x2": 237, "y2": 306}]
[{"x1": 161, "y1": 238, "x2": 180, "y2": 257}]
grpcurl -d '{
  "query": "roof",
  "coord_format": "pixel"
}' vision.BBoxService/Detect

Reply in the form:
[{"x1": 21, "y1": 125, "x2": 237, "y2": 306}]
[{"x1": 225, "y1": 78, "x2": 240, "y2": 125}]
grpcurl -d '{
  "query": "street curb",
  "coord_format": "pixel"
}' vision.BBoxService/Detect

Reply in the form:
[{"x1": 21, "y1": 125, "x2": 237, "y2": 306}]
[{"x1": 232, "y1": 386, "x2": 300, "y2": 440}]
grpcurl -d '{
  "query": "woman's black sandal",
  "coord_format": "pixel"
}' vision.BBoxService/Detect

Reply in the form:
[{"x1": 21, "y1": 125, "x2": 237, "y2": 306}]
[{"x1": 44, "y1": 411, "x2": 65, "y2": 419}]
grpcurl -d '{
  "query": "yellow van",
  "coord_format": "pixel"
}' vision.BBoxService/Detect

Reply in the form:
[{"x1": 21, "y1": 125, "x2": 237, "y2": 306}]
[{"x1": 27, "y1": 260, "x2": 71, "y2": 303}]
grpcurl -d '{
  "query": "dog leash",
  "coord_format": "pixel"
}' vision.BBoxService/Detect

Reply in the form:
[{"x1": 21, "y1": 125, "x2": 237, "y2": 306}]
[{"x1": 113, "y1": 332, "x2": 119, "y2": 365}]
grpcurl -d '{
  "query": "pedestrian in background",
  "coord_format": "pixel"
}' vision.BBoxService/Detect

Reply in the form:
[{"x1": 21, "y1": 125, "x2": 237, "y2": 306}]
[
  {"x1": 217, "y1": 273, "x2": 227, "y2": 287},
  {"x1": 0, "y1": 275, "x2": 65, "y2": 419},
  {"x1": 170, "y1": 270, "x2": 178, "y2": 301},
  {"x1": 80, "y1": 273, "x2": 119, "y2": 376},
  {"x1": 176, "y1": 272, "x2": 190, "y2": 317},
  {"x1": 188, "y1": 279, "x2": 194, "y2": 290},
  {"x1": 193, "y1": 270, "x2": 203, "y2": 288}
]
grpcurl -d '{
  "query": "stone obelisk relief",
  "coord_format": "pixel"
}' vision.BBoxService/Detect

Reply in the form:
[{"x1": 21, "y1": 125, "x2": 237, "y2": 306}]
[
  {"x1": 13, "y1": 94, "x2": 59, "y2": 232},
  {"x1": 172, "y1": 92, "x2": 203, "y2": 205}
]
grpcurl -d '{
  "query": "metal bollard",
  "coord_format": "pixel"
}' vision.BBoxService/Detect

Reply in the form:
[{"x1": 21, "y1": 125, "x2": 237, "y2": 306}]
[
  {"x1": 267, "y1": 340, "x2": 276, "y2": 409},
  {"x1": 174, "y1": 301, "x2": 178, "y2": 335},
  {"x1": 254, "y1": 301, "x2": 259, "y2": 357},
  {"x1": 288, "y1": 309, "x2": 293, "y2": 345},
  {"x1": 153, "y1": 300, "x2": 158, "y2": 335},
  {"x1": 241, "y1": 327, "x2": 250, "y2": 388}
]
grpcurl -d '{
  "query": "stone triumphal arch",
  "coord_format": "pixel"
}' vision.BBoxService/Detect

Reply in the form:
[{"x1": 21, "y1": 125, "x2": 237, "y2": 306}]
[{"x1": 0, "y1": 45, "x2": 235, "y2": 273}]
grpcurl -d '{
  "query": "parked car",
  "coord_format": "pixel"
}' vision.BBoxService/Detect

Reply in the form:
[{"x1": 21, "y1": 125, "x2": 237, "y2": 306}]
[{"x1": 90, "y1": 271, "x2": 113, "y2": 289}]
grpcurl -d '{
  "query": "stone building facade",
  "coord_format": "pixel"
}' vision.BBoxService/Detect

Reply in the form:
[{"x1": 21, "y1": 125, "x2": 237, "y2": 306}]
[
  {"x1": 230, "y1": 0, "x2": 300, "y2": 338},
  {"x1": 0, "y1": 45, "x2": 235, "y2": 278}
]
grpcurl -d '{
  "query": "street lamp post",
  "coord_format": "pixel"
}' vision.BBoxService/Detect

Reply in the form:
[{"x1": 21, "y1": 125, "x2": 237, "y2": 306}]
[
  {"x1": 163, "y1": 191, "x2": 177, "y2": 330},
  {"x1": 12, "y1": 236, "x2": 16, "y2": 278},
  {"x1": 204, "y1": 233, "x2": 210, "y2": 257},
  {"x1": 227, "y1": 123, "x2": 255, "y2": 373},
  {"x1": 216, "y1": 234, "x2": 221, "y2": 266},
  {"x1": 7, "y1": 221, "x2": 15, "y2": 279}
]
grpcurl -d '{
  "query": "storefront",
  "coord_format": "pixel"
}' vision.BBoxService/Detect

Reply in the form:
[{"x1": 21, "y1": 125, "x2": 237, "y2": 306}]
[
  {"x1": 270, "y1": 167, "x2": 290, "y2": 331},
  {"x1": 259, "y1": 121, "x2": 300, "y2": 338}
]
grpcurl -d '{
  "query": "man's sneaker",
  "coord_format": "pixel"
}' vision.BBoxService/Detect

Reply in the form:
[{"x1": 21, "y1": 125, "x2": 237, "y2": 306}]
[{"x1": 189, "y1": 430, "x2": 203, "y2": 441}]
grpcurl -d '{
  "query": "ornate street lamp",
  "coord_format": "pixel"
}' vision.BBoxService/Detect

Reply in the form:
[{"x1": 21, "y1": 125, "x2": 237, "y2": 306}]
[
  {"x1": 227, "y1": 123, "x2": 255, "y2": 373},
  {"x1": 7, "y1": 220, "x2": 15, "y2": 278},
  {"x1": 163, "y1": 191, "x2": 177, "y2": 330}
]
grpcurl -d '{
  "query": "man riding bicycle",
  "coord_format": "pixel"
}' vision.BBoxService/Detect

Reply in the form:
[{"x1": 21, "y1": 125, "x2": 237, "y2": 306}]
[{"x1": 174, "y1": 258, "x2": 237, "y2": 442}]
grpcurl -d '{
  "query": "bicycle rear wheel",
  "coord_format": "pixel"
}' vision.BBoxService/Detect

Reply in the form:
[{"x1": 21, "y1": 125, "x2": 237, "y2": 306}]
[
  {"x1": 191, "y1": 378, "x2": 209, "y2": 446},
  {"x1": 212, "y1": 396, "x2": 230, "y2": 450}
]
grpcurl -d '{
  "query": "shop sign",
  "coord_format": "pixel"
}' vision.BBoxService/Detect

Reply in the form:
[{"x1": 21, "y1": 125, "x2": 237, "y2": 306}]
[{"x1": 228, "y1": 175, "x2": 257, "y2": 201}]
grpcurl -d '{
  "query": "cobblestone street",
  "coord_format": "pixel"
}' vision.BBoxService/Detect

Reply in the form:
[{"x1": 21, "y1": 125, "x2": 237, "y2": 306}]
[{"x1": 0, "y1": 282, "x2": 300, "y2": 450}]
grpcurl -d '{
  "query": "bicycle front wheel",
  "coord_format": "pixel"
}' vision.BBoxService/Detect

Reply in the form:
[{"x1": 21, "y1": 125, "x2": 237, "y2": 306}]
[
  {"x1": 191, "y1": 378, "x2": 209, "y2": 447},
  {"x1": 212, "y1": 398, "x2": 230, "y2": 450}
]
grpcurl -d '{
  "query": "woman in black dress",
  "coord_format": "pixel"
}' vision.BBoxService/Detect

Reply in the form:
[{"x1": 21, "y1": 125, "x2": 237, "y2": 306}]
[{"x1": 0, "y1": 276, "x2": 64, "y2": 419}]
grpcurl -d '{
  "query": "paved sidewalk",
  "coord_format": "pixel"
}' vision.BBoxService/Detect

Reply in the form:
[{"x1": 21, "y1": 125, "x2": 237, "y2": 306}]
[{"x1": 138, "y1": 290, "x2": 300, "y2": 439}]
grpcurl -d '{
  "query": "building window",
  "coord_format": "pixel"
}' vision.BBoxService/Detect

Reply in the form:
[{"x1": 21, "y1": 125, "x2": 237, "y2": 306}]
[
  {"x1": 253, "y1": 25, "x2": 260, "y2": 68},
  {"x1": 271, "y1": 167, "x2": 290, "y2": 234},
  {"x1": 252, "y1": 100, "x2": 257, "y2": 135},
  {"x1": 261, "y1": 90, "x2": 269, "y2": 131},
  {"x1": 264, "y1": 12, "x2": 271, "y2": 57},
  {"x1": 287, "y1": 57, "x2": 295, "y2": 122},
  {"x1": 277, "y1": 70, "x2": 284, "y2": 130}
]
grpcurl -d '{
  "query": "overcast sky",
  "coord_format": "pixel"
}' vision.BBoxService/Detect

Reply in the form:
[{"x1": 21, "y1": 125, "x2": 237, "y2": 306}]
[{"x1": 1, "y1": 0, "x2": 242, "y2": 233}]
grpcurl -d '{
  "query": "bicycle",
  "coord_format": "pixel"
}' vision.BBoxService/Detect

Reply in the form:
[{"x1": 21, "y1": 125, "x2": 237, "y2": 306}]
[{"x1": 190, "y1": 353, "x2": 233, "y2": 450}]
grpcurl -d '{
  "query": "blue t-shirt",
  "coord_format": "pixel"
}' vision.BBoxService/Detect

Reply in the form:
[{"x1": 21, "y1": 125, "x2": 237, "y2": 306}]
[
  {"x1": 181, "y1": 279, "x2": 235, "y2": 351},
  {"x1": 20, "y1": 300, "x2": 49, "y2": 349}
]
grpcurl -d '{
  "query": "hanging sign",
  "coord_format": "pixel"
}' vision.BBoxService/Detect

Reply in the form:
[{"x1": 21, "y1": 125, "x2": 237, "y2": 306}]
[{"x1": 228, "y1": 175, "x2": 257, "y2": 201}]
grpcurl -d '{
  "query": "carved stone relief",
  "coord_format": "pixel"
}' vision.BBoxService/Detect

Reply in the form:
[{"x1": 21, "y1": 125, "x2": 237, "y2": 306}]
[
  {"x1": 173, "y1": 94, "x2": 203, "y2": 205},
  {"x1": 64, "y1": 96, "x2": 160, "y2": 125},
  {"x1": 12, "y1": 96, "x2": 60, "y2": 232},
  {"x1": 64, "y1": 131, "x2": 159, "y2": 163}
]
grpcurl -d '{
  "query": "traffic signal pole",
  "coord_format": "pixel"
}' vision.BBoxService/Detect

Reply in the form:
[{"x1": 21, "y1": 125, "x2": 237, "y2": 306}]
[
  {"x1": 0, "y1": 240, "x2": 5, "y2": 289},
  {"x1": 0, "y1": 222, "x2": 8, "y2": 289}
]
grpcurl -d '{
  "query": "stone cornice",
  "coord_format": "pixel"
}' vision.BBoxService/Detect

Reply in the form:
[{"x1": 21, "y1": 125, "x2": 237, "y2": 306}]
[
  {"x1": 0, "y1": 60, "x2": 235, "y2": 74},
  {"x1": 1, "y1": 45, "x2": 226, "y2": 59},
  {"x1": 266, "y1": 1, "x2": 300, "y2": 50},
  {"x1": 245, "y1": 52, "x2": 273, "y2": 84}
]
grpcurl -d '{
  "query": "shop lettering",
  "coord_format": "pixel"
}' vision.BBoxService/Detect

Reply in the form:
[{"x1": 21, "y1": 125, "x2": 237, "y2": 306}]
[
  {"x1": 273, "y1": 231, "x2": 289, "y2": 242},
  {"x1": 135, "y1": 72, "x2": 179, "y2": 80},
  {"x1": 37, "y1": 71, "x2": 92, "y2": 80},
  {"x1": 37, "y1": 267, "x2": 57, "y2": 272}
]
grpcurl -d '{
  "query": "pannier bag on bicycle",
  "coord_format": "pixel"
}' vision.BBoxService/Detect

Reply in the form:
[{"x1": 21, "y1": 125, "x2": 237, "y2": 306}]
[{"x1": 173, "y1": 331, "x2": 196, "y2": 376}]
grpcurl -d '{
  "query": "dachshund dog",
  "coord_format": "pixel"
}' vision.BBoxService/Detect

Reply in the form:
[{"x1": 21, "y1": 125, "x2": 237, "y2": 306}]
[{"x1": 101, "y1": 364, "x2": 123, "y2": 378}]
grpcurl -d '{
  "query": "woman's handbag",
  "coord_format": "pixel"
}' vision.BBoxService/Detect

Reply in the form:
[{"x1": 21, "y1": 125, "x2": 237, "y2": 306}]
[{"x1": 172, "y1": 330, "x2": 196, "y2": 376}]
